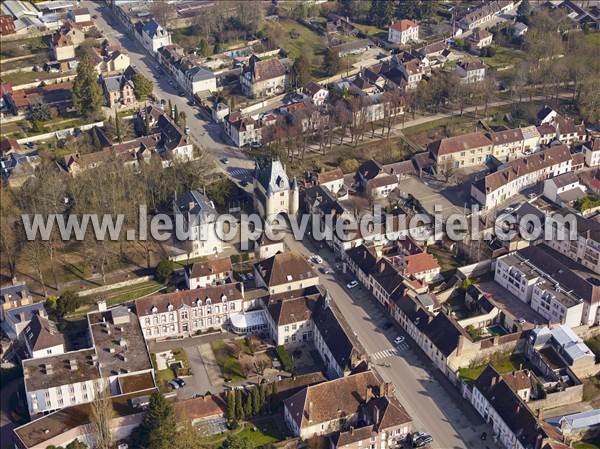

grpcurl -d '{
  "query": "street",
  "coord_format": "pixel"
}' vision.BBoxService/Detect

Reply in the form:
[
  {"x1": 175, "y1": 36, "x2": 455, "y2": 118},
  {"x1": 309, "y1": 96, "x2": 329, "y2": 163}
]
[
  {"x1": 82, "y1": 1, "x2": 255, "y2": 178},
  {"x1": 284, "y1": 232, "x2": 497, "y2": 449}
]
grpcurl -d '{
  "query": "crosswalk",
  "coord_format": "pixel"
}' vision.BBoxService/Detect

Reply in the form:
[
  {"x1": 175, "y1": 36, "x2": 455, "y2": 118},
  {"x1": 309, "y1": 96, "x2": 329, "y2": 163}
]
[
  {"x1": 371, "y1": 343, "x2": 408, "y2": 361},
  {"x1": 228, "y1": 168, "x2": 252, "y2": 179}
]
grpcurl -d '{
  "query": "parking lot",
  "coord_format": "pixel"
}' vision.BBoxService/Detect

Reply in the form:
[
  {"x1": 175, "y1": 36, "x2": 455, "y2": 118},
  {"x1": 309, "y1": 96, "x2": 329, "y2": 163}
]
[{"x1": 396, "y1": 177, "x2": 468, "y2": 219}]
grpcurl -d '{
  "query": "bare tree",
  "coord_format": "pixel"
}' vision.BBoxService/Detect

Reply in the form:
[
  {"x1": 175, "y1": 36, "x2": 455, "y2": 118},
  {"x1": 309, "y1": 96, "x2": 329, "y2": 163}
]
[{"x1": 90, "y1": 387, "x2": 113, "y2": 449}]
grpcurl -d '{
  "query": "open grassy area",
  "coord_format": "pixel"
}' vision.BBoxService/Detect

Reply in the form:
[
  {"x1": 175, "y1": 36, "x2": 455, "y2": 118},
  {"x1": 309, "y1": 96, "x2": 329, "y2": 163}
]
[
  {"x1": 583, "y1": 375, "x2": 600, "y2": 403},
  {"x1": 0, "y1": 70, "x2": 74, "y2": 86},
  {"x1": 480, "y1": 46, "x2": 525, "y2": 70},
  {"x1": 458, "y1": 353, "x2": 527, "y2": 382},
  {"x1": 210, "y1": 340, "x2": 247, "y2": 382},
  {"x1": 584, "y1": 32, "x2": 600, "y2": 47},
  {"x1": 353, "y1": 23, "x2": 387, "y2": 39},
  {"x1": 151, "y1": 353, "x2": 176, "y2": 392},
  {"x1": 197, "y1": 420, "x2": 284, "y2": 448}
]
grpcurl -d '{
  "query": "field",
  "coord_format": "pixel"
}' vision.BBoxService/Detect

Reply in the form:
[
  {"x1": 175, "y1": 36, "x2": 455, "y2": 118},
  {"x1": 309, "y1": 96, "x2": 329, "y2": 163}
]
[
  {"x1": 480, "y1": 46, "x2": 525, "y2": 70},
  {"x1": 0, "y1": 70, "x2": 73, "y2": 86}
]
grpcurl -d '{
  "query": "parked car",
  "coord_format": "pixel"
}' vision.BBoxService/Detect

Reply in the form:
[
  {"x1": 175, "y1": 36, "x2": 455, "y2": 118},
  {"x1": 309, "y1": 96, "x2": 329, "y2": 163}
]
[
  {"x1": 175, "y1": 378, "x2": 186, "y2": 387},
  {"x1": 221, "y1": 157, "x2": 229, "y2": 164},
  {"x1": 346, "y1": 280, "x2": 359, "y2": 289},
  {"x1": 319, "y1": 267, "x2": 333, "y2": 275},
  {"x1": 412, "y1": 432, "x2": 433, "y2": 447},
  {"x1": 311, "y1": 255, "x2": 323, "y2": 264},
  {"x1": 168, "y1": 380, "x2": 180, "y2": 390},
  {"x1": 527, "y1": 192, "x2": 537, "y2": 199},
  {"x1": 394, "y1": 336, "x2": 405, "y2": 345}
]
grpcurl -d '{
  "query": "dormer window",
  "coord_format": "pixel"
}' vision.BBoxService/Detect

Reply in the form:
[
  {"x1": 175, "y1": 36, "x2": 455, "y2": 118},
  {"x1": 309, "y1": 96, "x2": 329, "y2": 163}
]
[
  {"x1": 167, "y1": 304, "x2": 174, "y2": 312},
  {"x1": 206, "y1": 298, "x2": 212, "y2": 305},
  {"x1": 196, "y1": 299, "x2": 202, "y2": 307},
  {"x1": 152, "y1": 306, "x2": 158, "y2": 314}
]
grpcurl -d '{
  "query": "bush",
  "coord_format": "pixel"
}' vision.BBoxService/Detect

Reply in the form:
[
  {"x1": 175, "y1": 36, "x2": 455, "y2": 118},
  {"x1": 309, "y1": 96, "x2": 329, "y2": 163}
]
[
  {"x1": 276, "y1": 345, "x2": 294, "y2": 372},
  {"x1": 339, "y1": 158, "x2": 360, "y2": 174},
  {"x1": 155, "y1": 259, "x2": 174, "y2": 283},
  {"x1": 56, "y1": 290, "x2": 81, "y2": 316}
]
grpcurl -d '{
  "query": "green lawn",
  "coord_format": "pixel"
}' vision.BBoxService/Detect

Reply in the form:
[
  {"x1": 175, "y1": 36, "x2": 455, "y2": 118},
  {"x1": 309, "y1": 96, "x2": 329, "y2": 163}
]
[
  {"x1": 480, "y1": 46, "x2": 525, "y2": 70},
  {"x1": 210, "y1": 340, "x2": 247, "y2": 382},
  {"x1": 459, "y1": 353, "x2": 526, "y2": 382},
  {"x1": 353, "y1": 23, "x2": 387, "y2": 39},
  {"x1": 1, "y1": 70, "x2": 74, "y2": 86},
  {"x1": 151, "y1": 353, "x2": 176, "y2": 392},
  {"x1": 197, "y1": 420, "x2": 284, "y2": 448},
  {"x1": 584, "y1": 32, "x2": 600, "y2": 47}
]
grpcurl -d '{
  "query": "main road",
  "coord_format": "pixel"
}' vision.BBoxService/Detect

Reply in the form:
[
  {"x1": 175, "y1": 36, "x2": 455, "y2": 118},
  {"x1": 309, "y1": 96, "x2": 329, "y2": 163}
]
[
  {"x1": 82, "y1": 0, "x2": 255, "y2": 183},
  {"x1": 283, "y1": 233, "x2": 498, "y2": 449}
]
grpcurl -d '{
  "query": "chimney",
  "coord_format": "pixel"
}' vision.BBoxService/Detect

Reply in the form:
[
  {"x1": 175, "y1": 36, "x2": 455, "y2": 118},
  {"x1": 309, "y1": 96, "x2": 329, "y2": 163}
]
[
  {"x1": 19, "y1": 312, "x2": 26, "y2": 322},
  {"x1": 491, "y1": 375, "x2": 498, "y2": 387},
  {"x1": 536, "y1": 408, "x2": 543, "y2": 421},
  {"x1": 365, "y1": 386, "x2": 374, "y2": 402},
  {"x1": 97, "y1": 299, "x2": 107, "y2": 312},
  {"x1": 350, "y1": 426, "x2": 354, "y2": 435},
  {"x1": 379, "y1": 381, "x2": 386, "y2": 397},
  {"x1": 307, "y1": 401, "x2": 313, "y2": 422}
]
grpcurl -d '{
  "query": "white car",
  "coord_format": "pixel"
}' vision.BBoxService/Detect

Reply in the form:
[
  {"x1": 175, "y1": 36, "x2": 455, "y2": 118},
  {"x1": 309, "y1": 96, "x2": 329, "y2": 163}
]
[
  {"x1": 311, "y1": 255, "x2": 323, "y2": 264},
  {"x1": 394, "y1": 336, "x2": 405, "y2": 345},
  {"x1": 346, "y1": 280, "x2": 359, "y2": 289}
]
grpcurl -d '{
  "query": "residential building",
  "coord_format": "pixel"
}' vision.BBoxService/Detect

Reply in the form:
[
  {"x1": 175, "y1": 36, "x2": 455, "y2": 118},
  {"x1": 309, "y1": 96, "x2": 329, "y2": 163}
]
[
  {"x1": 0, "y1": 15, "x2": 16, "y2": 35},
  {"x1": 1, "y1": 302, "x2": 45, "y2": 340},
  {"x1": 51, "y1": 31, "x2": 75, "y2": 61},
  {"x1": 366, "y1": 174, "x2": 398, "y2": 199},
  {"x1": 0, "y1": 282, "x2": 32, "y2": 321},
  {"x1": 468, "y1": 28, "x2": 493, "y2": 51},
  {"x1": 23, "y1": 313, "x2": 66, "y2": 359},
  {"x1": 253, "y1": 252, "x2": 319, "y2": 295},
  {"x1": 172, "y1": 190, "x2": 224, "y2": 258},
  {"x1": 513, "y1": 22, "x2": 528, "y2": 36},
  {"x1": 304, "y1": 81, "x2": 329, "y2": 106},
  {"x1": 470, "y1": 365, "x2": 565, "y2": 449},
  {"x1": 317, "y1": 168, "x2": 345, "y2": 195},
  {"x1": 101, "y1": 74, "x2": 136, "y2": 108},
  {"x1": 494, "y1": 250, "x2": 586, "y2": 327},
  {"x1": 136, "y1": 19, "x2": 171, "y2": 53},
  {"x1": 428, "y1": 131, "x2": 493, "y2": 169},
  {"x1": 455, "y1": 60, "x2": 486, "y2": 83},
  {"x1": 537, "y1": 106, "x2": 558, "y2": 126},
  {"x1": 136, "y1": 283, "x2": 245, "y2": 339},
  {"x1": 253, "y1": 159, "x2": 299, "y2": 218},
  {"x1": 583, "y1": 139, "x2": 600, "y2": 167},
  {"x1": 184, "y1": 257, "x2": 233, "y2": 289},
  {"x1": 458, "y1": 1, "x2": 515, "y2": 31},
  {"x1": 331, "y1": 39, "x2": 371, "y2": 57},
  {"x1": 68, "y1": 7, "x2": 91, "y2": 23},
  {"x1": 240, "y1": 55, "x2": 288, "y2": 98},
  {"x1": 283, "y1": 370, "x2": 412, "y2": 442},
  {"x1": 23, "y1": 305, "x2": 153, "y2": 416},
  {"x1": 266, "y1": 294, "x2": 318, "y2": 347},
  {"x1": 545, "y1": 213, "x2": 600, "y2": 275},
  {"x1": 184, "y1": 65, "x2": 216, "y2": 95},
  {"x1": 397, "y1": 59, "x2": 423, "y2": 90},
  {"x1": 224, "y1": 112, "x2": 263, "y2": 147},
  {"x1": 542, "y1": 172, "x2": 586, "y2": 205},
  {"x1": 6, "y1": 82, "x2": 73, "y2": 116},
  {"x1": 388, "y1": 19, "x2": 419, "y2": 45},
  {"x1": 471, "y1": 145, "x2": 573, "y2": 209}
]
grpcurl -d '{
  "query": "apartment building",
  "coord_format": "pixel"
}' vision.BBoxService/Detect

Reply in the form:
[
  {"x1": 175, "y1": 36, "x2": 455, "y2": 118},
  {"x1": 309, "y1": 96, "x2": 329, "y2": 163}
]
[
  {"x1": 136, "y1": 19, "x2": 171, "y2": 53},
  {"x1": 545, "y1": 212, "x2": 600, "y2": 275},
  {"x1": 495, "y1": 252, "x2": 585, "y2": 327},
  {"x1": 455, "y1": 60, "x2": 486, "y2": 83},
  {"x1": 471, "y1": 145, "x2": 573, "y2": 209},
  {"x1": 253, "y1": 252, "x2": 319, "y2": 295},
  {"x1": 23, "y1": 306, "x2": 153, "y2": 416},
  {"x1": 136, "y1": 283, "x2": 245, "y2": 340},
  {"x1": 284, "y1": 370, "x2": 412, "y2": 442},
  {"x1": 388, "y1": 19, "x2": 419, "y2": 45}
]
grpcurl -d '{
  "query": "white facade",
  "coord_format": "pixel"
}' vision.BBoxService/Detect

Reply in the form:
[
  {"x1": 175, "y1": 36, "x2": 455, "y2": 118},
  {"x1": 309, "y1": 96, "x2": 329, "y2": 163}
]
[
  {"x1": 28, "y1": 343, "x2": 65, "y2": 360},
  {"x1": 542, "y1": 176, "x2": 582, "y2": 204},
  {"x1": 388, "y1": 21, "x2": 419, "y2": 45},
  {"x1": 27, "y1": 377, "x2": 104, "y2": 416},
  {"x1": 530, "y1": 283, "x2": 584, "y2": 328},
  {"x1": 583, "y1": 141, "x2": 600, "y2": 167},
  {"x1": 546, "y1": 218, "x2": 600, "y2": 276}
]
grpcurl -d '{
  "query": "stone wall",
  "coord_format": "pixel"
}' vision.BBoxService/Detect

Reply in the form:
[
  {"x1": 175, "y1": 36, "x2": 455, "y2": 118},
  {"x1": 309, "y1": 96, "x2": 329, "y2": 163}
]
[{"x1": 527, "y1": 384, "x2": 584, "y2": 412}]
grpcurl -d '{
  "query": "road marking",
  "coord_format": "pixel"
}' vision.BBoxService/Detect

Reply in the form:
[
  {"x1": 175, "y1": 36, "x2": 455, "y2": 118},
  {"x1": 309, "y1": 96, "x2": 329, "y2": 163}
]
[
  {"x1": 229, "y1": 168, "x2": 252, "y2": 178},
  {"x1": 371, "y1": 348, "x2": 398, "y2": 360}
]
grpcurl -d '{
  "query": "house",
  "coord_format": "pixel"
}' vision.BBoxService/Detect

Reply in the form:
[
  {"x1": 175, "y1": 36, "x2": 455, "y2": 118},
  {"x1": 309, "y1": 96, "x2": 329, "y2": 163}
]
[
  {"x1": 51, "y1": 31, "x2": 75, "y2": 61},
  {"x1": 172, "y1": 190, "x2": 224, "y2": 258},
  {"x1": 558, "y1": 409, "x2": 600, "y2": 441},
  {"x1": 6, "y1": 82, "x2": 73, "y2": 116},
  {"x1": 101, "y1": 74, "x2": 136, "y2": 108},
  {"x1": 266, "y1": 294, "x2": 318, "y2": 347},
  {"x1": 23, "y1": 305, "x2": 154, "y2": 416},
  {"x1": 513, "y1": 21, "x2": 528, "y2": 36},
  {"x1": 366, "y1": 174, "x2": 398, "y2": 199},
  {"x1": 23, "y1": 313, "x2": 65, "y2": 359},
  {"x1": 494, "y1": 252, "x2": 585, "y2": 327},
  {"x1": 317, "y1": 168, "x2": 345, "y2": 195},
  {"x1": 397, "y1": 59, "x2": 423, "y2": 90},
  {"x1": 253, "y1": 252, "x2": 319, "y2": 295},
  {"x1": 303, "y1": 81, "x2": 329, "y2": 106},
  {"x1": 283, "y1": 370, "x2": 412, "y2": 442},
  {"x1": 388, "y1": 19, "x2": 419, "y2": 45},
  {"x1": 537, "y1": 105, "x2": 558, "y2": 126},
  {"x1": 468, "y1": 28, "x2": 493, "y2": 51},
  {"x1": 455, "y1": 60, "x2": 486, "y2": 83},
  {"x1": 240, "y1": 55, "x2": 288, "y2": 99},
  {"x1": 0, "y1": 283, "x2": 32, "y2": 321},
  {"x1": 471, "y1": 145, "x2": 573, "y2": 209},
  {"x1": 458, "y1": 1, "x2": 512, "y2": 31},
  {"x1": 68, "y1": 7, "x2": 91, "y2": 23},
  {"x1": 224, "y1": 112, "x2": 263, "y2": 147},
  {"x1": 184, "y1": 257, "x2": 233, "y2": 289},
  {"x1": 543, "y1": 172, "x2": 586, "y2": 206},
  {"x1": 136, "y1": 283, "x2": 245, "y2": 339},
  {"x1": 428, "y1": 131, "x2": 493, "y2": 169},
  {"x1": 1, "y1": 301, "x2": 45, "y2": 341},
  {"x1": 136, "y1": 19, "x2": 172, "y2": 53},
  {"x1": 60, "y1": 21, "x2": 85, "y2": 46},
  {"x1": 1, "y1": 152, "x2": 39, "y2": 187},
  {"x1": 253, "y1": 159, "x2": 299, "y2": 218},
  {"x1": 470, "y1": 365, "x2": 566, "y2": 449},
  {"x1": 583, "y1": 139, "x2": 600, "y2": 167},
  {"x1": 184, "y1": 65, "x2": 216, "y2": 96}
]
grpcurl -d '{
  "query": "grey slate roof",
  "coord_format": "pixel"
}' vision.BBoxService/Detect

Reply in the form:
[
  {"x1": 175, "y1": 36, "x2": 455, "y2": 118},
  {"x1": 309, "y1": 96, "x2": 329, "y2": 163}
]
[{"x1": 256, "y1": 159, "x2": 291, "y2": 194}]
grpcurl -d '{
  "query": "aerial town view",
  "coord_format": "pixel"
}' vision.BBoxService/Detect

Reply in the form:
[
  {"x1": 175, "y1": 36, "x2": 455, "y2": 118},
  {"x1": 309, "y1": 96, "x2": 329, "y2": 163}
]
[{"x1": 0, "y1": 0, "x2": 599, "y2": 449}]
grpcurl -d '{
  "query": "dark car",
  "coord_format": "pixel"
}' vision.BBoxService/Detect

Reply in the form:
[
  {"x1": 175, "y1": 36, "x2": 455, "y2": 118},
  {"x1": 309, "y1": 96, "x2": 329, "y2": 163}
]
[
  {"x1": 175, "y1": 378, "x2": 186, "y2": 387},
  {"x1": 413, "y1": 435, "x2": 433, "y2": 447}
]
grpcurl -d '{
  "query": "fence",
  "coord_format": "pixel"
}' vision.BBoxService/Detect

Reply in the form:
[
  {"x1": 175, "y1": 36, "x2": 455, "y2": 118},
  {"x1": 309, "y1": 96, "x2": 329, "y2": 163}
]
[{"x1": 15, "y1": 121, "x2": 104, "y2": 144}]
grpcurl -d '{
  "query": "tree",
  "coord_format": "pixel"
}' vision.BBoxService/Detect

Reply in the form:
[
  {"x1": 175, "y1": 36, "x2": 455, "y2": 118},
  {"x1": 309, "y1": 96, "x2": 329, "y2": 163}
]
[
  {"x1": 0, "y1": 191, "x2": 22, "y2": 280},
  {"x1": 223, "y1": 434, "x2": 253, "y2": 449},
  {"x1": 90, "y1": 126, "x2": 102, "y2": 150},
  {"x1": 198, "y1": 38, "x2": 211, "y2": 57},
  {"x1": 72, "y1": 53, "x2": 103, "y2": 117},
  {"x1": 258, "y1": 383, "x2": 267, "y2": 414},
  {"x1": 370, "y1": 0, "x2": 394, "y2": 27},
  {"x1": 292, "y1": 52, "x2": 311, "y2": 88},
  {"x1": 339, "y1": 158, "x2": 360, "y2": 173},
  {"x1": 137, "y1": 391, "x2": 177, "y2": 449},
  {"x1": 133, "y1": 73, "x2": 153, "y2": 101},
  {"x1": 227, "y1": 390, "x2": 236, "y2": 422},
  {"x1": 173, "y1": 104, "x2": 179, "y2": 124},
  {"x1": 155, "y1": 259, "x2": 173, "y2": 283},
  {"x1": 235, "y1": 389, "x2": 244, "y2": 421},
  {"x1": 251, "y1": 386, "x2": 260, "y2": 416},
  {"x1": 90, "y1": 388, "x2": 113, "y2": 449},
  {"x1": 115, "y1": 113, "x2": 122, "y2": 143},
  {"x1": 30, "y1": 102, "x2": 52, "y2": 122},
  {"x1": 323, "y1": 48, "x2": 341, "y2": 76},
  {"x1": 243, "y1": 392, "x2": 252, "y2": 417},
  {"x1": 269, "y1": 382, "x2": 278, "y2": 412},
  {"x1": 56, "y1": 290, "x2": 81, "y2": 316},
  {"x1": 517, "y1": 0, "x2": 531, "y2": 21}
]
